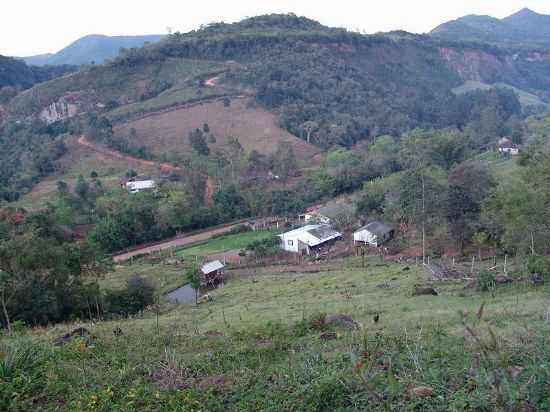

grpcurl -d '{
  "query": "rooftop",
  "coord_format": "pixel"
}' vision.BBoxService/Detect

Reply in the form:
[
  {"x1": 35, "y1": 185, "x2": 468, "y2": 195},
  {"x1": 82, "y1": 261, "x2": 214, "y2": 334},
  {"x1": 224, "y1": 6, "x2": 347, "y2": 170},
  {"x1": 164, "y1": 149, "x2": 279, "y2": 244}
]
[
  {"x1": 280, "y1": 224, "x2": 342, "y2": 245},
  {"x1": 356, "y1": 221, "x2": 393, "y2": 237},
  {"x1": 201, "y1": 260, "x2": 225, "y2": 274}
]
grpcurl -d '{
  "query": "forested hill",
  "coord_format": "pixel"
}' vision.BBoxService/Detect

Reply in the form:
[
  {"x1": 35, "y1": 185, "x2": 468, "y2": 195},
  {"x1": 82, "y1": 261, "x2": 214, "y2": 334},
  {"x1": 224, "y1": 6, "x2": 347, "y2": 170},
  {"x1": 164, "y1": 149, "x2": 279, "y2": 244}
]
[
  {"x1": 4, "y1": 14, "x2": 550, "y2": 147},
  {"x1": 0, "y1": 55, "x2": 75, "y2": 91},
  {"x1": 431, "y1": 8, "x2": 550, "y2": 46}
]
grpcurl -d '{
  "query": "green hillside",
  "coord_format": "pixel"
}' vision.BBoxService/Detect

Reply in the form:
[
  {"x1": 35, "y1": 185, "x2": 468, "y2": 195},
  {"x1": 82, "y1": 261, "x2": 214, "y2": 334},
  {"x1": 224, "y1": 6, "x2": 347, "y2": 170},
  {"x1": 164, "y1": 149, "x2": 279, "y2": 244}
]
[{"x1": 452, "y1": 80, "x2": 549, "y2": 109}]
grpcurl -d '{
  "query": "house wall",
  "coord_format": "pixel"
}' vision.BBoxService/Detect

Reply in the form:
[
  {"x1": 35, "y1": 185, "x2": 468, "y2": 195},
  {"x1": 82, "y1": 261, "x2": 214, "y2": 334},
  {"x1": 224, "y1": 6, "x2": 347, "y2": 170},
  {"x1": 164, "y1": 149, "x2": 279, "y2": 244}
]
[
  {"x1": 354, "y1": 230, "x2": 379, "y2": 246},
  {"x1": 279, "y1": 234, "x2": 301, "y2": 253}
]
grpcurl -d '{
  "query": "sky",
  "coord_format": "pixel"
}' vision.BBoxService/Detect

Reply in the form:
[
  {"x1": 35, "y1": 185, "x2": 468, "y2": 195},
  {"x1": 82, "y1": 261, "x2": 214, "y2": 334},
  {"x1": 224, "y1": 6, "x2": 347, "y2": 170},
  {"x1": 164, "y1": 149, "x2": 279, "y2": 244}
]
[{"x1": 2, "y1": 0, "x2": 550, "y2": 56}]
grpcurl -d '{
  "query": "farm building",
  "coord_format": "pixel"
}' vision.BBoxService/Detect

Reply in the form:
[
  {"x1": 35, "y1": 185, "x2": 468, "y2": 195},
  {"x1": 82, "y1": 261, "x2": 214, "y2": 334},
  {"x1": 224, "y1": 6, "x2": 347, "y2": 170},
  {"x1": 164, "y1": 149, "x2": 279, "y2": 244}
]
[
  {"x1": 279, "y1": 224, "x2": 342, "y2": 254},
  {"x1": 299, "y1": 202, "x2": 357, "y2": 225},
  {"x1": 353, "y1": 221, "x2": 394, "y2": 247},
  {"x1": 497, "y1": 138, "x2": 520, "y2": 156},
  {"x1": 126, "y1": 179, "x2": 156, "y2": 194},
  {"x1": 299, "y1": 205, "x2": 331, "y2": 224},
  {"x1": 201, "y1": 260, "x2": 225, "y2": 286}
]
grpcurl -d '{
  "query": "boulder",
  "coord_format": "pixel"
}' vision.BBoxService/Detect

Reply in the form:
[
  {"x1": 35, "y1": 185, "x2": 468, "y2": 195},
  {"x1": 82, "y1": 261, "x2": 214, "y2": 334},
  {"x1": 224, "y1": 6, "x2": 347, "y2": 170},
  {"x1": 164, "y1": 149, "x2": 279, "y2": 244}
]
[
  {"x1": 324, "y1": 313, "x2": 358, "y2": 329},
  {"x1": 53, "y1": 327, "x2": 92, "y2": 346},
  {"x1": 411, "y1": 386, "x2": 434, "y2": 397},
  {"x1": 531, "y1": 273, "x2": 544, "y2": 287},
  {"x1": 494, "y1": 276, "x2": 513, "y2": 285},
  {"x1": 414, "y1": 287, "x2": 438, "y2": 296},
  {"x1": 319, "y1": 332, "x2": 338, "y2": 340}
]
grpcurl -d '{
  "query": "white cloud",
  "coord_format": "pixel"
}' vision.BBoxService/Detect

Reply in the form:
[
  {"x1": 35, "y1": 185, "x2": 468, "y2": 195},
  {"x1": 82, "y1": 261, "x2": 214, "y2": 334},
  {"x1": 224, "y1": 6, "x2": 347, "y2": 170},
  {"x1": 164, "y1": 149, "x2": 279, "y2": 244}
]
[{"x1": 2, "y1": 0, "x2": 548, "y2": 56}]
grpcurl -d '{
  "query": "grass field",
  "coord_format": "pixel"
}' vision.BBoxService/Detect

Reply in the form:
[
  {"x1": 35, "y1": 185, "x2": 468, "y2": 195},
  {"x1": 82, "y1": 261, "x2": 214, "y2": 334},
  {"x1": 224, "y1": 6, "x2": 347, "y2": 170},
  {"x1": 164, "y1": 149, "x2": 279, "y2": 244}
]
[
  {"x1": 14, "y1": 137, "x2": 157, "y2": 210},
  {"x1": 452, "y1": 80, "x2": 549, "y2": 108},
  {"x1": 3, "y1": 252, "x2": 550, "y2": 410},
  {"x1": 175, "y1": 229, "x2": 275, "y2": 259},
  {"x1": 475, "y1": 150, "x2": 521, "y2": 183}
]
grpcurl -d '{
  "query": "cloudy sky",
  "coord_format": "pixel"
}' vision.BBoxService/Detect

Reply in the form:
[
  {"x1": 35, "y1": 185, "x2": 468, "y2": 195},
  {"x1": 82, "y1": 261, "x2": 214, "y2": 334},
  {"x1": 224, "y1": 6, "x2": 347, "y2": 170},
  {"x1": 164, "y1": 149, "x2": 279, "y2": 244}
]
[{"x1": 2, "y1": 0, "x2": 549, "y2": 56}]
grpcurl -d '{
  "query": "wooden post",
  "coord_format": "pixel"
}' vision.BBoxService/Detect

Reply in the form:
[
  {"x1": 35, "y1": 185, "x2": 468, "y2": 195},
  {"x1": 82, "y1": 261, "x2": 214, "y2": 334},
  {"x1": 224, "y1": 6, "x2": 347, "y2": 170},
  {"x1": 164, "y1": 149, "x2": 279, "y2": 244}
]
[
  {"x1": 470, "y1": 256, "x2": 475, "y2": 274},
  {"x1": 156, "y1": 295, "x2": 160, "y2": 334},
  {"x1": 452, "y1": 257, "x2": 455, "y2": 266},
  {"x1": 504, "y1": 255, "x2": 508, "y2": 276}
]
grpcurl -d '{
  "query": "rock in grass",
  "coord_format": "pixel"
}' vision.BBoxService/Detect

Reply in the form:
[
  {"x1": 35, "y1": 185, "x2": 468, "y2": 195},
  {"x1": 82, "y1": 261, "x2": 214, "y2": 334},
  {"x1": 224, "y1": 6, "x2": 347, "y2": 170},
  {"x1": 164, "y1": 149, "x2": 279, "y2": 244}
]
[
  {"x1": 319, "y1": 331, "x2": 338, "y2": 340},
  {"x1": 411, "y1": 386, "x2": 434, "y2": 397},
  {"x1": 494, "y1": 276, "x2": 513, "y2": 285},
  {"x1": 531, "y1": 273, "x2": 544, "y2": 287},
  {"x1": 204, "y1": 330, "x2": 225, "y2": 337},
  {"x1": 324, "y1": 313, "x2": 358, "y2": 329},
  {"x1": 53, "y1": 327, "x2": 92, "y2": 346},
  {"x1": 414, "y1": 287, "x2": 438, "y2": 296}
]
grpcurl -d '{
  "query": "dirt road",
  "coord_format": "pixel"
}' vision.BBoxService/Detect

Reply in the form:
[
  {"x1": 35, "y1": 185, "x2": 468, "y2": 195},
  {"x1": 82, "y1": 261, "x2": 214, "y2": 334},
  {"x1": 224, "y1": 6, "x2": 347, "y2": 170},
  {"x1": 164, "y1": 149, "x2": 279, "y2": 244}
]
[
  {"x1": 113, "y1": 222, "x2": 247, "y2": 262},
  {"x1": 77, "y1": 136, "x2": 183, "y2": 172}
]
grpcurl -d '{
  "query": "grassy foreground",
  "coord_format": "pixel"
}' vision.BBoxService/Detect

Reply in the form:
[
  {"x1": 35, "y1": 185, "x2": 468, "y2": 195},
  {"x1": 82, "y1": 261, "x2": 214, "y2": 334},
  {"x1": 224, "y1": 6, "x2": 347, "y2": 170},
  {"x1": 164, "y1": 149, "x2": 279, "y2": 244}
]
[{"x1": 2, "y1": 256, "x2": 550, "y2": 411}]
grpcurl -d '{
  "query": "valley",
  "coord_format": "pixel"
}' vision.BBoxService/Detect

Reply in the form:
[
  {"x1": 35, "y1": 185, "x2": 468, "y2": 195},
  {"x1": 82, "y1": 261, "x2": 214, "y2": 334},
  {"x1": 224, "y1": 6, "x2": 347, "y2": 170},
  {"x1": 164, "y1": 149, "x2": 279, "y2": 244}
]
[{"x1": 3, "y1": 8, "x2": 550, "y2": 411}]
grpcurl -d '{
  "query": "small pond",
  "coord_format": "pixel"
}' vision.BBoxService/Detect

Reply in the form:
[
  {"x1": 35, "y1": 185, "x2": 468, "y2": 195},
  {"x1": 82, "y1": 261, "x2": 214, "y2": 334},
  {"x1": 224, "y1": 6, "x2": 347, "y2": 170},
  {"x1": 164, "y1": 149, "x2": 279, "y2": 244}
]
[{"x1": 164, "y1": 284, "x2": 197, "y2": 303}]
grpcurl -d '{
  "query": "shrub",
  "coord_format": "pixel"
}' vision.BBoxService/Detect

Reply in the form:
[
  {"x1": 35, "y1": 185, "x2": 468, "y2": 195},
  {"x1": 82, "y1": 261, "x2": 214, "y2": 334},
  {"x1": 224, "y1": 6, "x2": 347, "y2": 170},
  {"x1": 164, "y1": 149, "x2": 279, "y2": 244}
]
[
  {"x1": 104, "y1": 275, "x2": 155, "y2": 316},
  {"x1": 0, "y1": 337, "x2": 49, "y2": 411},
  {"x1": 525, "y1": 256, "x2": 550, "y2": 279},
  {"x1": 227, "y1": 224, "x2": 252, "y2": 235},
  {"x1": 246, "y1": 236, "x2": 280, "y2": 258},
  {"x1": 477, "y1": 270, "x2": 495, "y2": 292}
]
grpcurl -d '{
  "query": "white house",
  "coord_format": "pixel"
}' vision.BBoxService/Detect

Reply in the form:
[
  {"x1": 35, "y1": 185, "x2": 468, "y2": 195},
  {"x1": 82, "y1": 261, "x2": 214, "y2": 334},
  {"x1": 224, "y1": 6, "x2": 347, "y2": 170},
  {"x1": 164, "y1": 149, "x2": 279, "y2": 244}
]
[
  {"x1": 279, "y1": 224, "x2": 342, "y2": 254},
  {"x1": 497, "y1": 138, "x2": 520, "y2": 156},
  {"x1": 353, "y1": 221, "x2": 394, "y2": 247},
  {"x1": 126, "y1": 179, "x2": 156, "y2": 194}
]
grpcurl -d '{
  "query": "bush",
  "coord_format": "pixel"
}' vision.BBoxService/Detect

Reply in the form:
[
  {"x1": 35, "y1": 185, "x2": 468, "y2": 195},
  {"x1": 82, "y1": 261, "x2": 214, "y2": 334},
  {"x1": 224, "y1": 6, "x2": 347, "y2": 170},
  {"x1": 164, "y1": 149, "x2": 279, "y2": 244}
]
[
  {"x1": 477, "y1": 270, "x2": 495, "y2": 292},
  {"x1": 246, "y1": 236, "x2": 280, "y2": 257},
  {"x1": 525, "y1": 256, "x2": 550, "y2": 279},
  {"x1": 227, "y1": 224, "x2": 252, "y2": 235},
  {"x1": 104, "y1": 275, "x2": 155, "y2": 316},
  {"x1": 0, "y1": 337, "x2": 49, "y2": 411}
]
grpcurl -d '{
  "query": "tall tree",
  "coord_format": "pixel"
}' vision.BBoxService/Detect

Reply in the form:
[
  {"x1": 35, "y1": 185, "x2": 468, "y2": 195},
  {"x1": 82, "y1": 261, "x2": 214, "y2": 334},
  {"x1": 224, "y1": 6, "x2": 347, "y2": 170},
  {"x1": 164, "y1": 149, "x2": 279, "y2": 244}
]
[{"x1": 272, "y1": 141, "x2": 298, "y2": 184}]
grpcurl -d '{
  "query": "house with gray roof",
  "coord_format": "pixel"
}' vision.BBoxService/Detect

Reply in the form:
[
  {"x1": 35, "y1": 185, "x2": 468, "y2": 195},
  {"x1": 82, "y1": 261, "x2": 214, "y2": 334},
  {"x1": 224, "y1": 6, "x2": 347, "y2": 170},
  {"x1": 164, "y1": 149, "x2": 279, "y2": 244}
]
[
  {"x1": 279, "y1": 224, "x2": 342, "y2": 254},
  {"x1": 353, "y1": 221, "x2": 394, "y2": 247}
]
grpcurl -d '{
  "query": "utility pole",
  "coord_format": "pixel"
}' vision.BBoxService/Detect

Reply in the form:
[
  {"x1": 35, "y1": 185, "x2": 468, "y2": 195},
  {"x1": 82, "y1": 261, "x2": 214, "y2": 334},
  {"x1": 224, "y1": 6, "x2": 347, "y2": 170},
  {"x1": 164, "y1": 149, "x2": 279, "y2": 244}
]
[{"x1": 421, "y1": 171, "x2": 426, "y2": 265}]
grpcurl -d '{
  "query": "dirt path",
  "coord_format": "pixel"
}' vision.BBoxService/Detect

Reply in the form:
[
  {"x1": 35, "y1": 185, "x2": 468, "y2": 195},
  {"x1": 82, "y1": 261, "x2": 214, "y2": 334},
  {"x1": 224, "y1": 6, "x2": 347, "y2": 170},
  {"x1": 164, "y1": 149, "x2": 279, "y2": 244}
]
[
  {"x1": 113, "y1": 222, "x2": 249, "y2": 262},
  {"x1": 204, "y1": 76, "x2": 220, "y2": 87},
  {"x1": 77, "y1": 136, "x2": 183, "y2": 172}
]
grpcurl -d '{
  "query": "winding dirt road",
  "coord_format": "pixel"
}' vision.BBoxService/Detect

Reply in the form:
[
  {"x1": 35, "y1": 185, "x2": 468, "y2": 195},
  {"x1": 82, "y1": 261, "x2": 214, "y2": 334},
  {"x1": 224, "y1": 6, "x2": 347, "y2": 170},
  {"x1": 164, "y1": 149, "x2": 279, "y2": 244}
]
[
  {"x1": 113, "y1": 221, "x2": 248, "y2": 262},
  {"x1": 77, "y1": 136, "x2": 183, "y2": 172}
]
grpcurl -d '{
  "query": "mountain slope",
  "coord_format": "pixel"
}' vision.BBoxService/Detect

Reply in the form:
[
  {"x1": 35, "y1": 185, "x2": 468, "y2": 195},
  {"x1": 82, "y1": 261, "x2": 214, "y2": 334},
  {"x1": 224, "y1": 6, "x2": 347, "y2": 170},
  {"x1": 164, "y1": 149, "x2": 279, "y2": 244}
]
[
  {"x1": 23, "y1": 34, "x2": 164, "y2": 66},
  {"x1": 431, "y1": 8, "x2": 550, "y2": 46},
  {"x1": 503, "y1": 8, "x2": 550, "y2": 38},
  {"x1": 5, "y1": 14, "x2": 550, "y2": 149}
]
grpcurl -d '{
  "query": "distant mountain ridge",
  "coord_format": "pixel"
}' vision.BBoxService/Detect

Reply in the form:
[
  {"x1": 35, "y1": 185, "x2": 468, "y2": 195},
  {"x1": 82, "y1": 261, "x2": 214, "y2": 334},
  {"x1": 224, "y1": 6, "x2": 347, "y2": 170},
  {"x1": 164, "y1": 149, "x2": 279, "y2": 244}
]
[
  {"x1": 22, "y1": 34, "x2": 164, "y2": 66},
  {"x1": 431, "y1": 8, "x2": 550, "y2": 46}
]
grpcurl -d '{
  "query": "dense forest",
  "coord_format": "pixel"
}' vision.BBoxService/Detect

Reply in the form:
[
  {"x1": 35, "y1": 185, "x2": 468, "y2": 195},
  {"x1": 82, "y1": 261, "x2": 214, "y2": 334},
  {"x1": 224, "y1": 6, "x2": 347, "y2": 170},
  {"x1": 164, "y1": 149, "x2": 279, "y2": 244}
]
[{"x1": 0, "y1": 55, "x2": 76, "y2": 103}]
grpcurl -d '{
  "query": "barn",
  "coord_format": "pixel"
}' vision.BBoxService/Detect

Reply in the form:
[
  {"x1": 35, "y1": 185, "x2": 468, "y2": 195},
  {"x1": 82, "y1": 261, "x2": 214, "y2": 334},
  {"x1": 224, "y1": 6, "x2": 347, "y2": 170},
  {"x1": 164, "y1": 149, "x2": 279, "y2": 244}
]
[
  {"x1": 201, "y1": 260, "x2": 225, "y2": 286},
  {"x1": 353, "y1": 221, "x2": 394, "y2": 247},
  {"x1": 279, "y1": 224, "x2": 342, "y2": 254}
]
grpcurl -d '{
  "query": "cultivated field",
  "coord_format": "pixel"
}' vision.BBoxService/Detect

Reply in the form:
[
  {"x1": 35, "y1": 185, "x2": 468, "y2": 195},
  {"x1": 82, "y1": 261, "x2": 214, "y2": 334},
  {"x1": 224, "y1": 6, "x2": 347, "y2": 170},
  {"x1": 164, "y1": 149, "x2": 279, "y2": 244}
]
[{"x1": 113, "y1": 97, "x2": 321, "y2": 164}]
